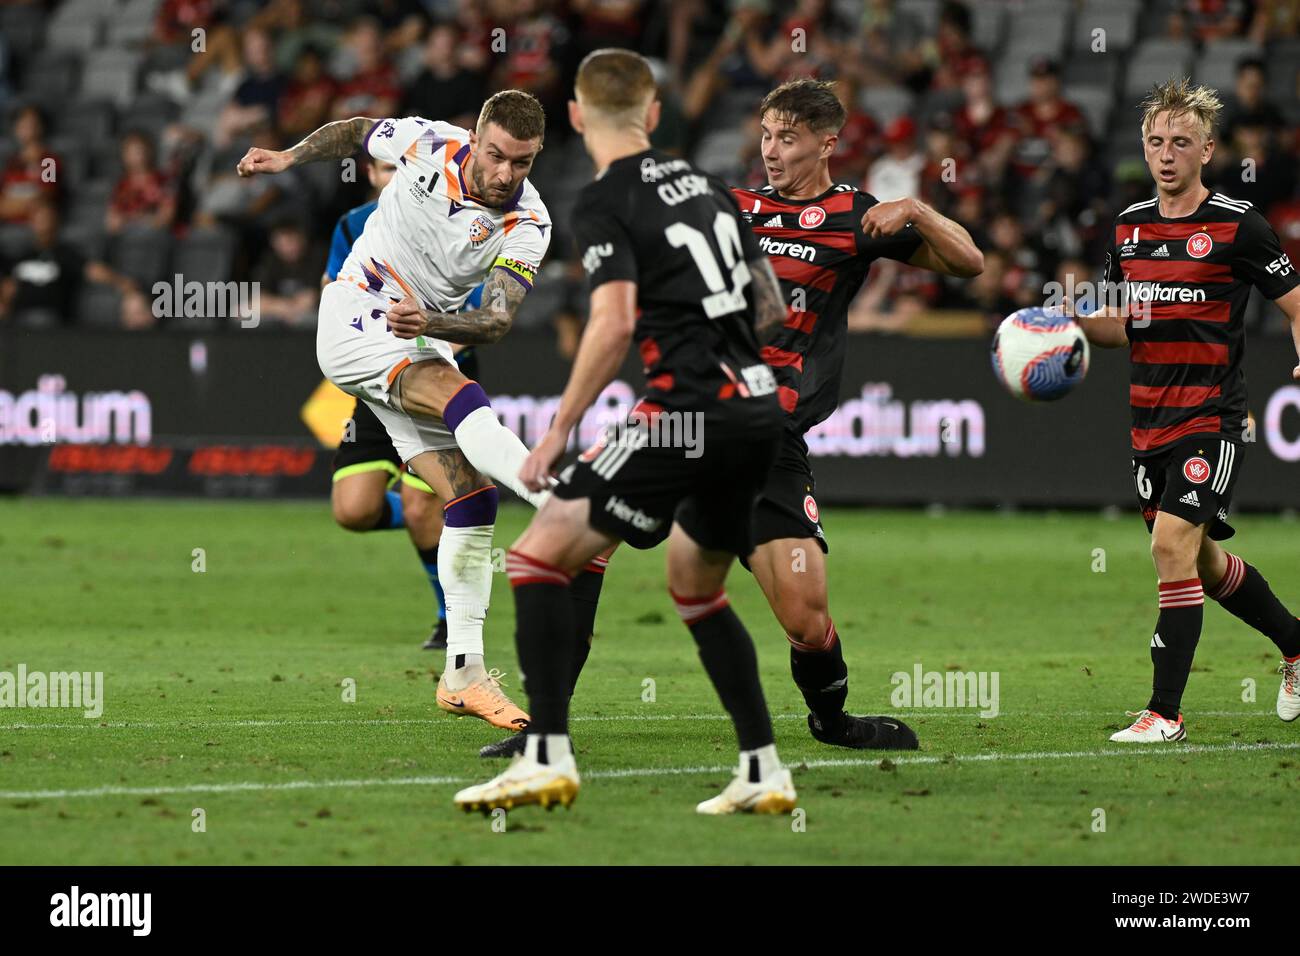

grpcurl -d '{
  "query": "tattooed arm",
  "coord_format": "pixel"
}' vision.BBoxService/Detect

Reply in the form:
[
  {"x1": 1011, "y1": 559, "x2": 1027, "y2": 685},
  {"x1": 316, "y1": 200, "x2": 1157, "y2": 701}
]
[
  {"x1": 748, "y1": 255, "x2": 787, "y2": 340},
  {"x1": 386, "y1": 268, "x2": 527, "y2": 345},
  {"x1": 236, "y1": 117, "x2": 376, "y2": 177}
]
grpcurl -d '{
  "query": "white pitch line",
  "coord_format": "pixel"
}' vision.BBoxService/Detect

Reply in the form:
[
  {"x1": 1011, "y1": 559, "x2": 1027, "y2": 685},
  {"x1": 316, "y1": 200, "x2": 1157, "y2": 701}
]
[
  {"x1": 0, "y1": 709, "x2": 1284, "y2": 732},
  {"x1": 3, "y1": 741, "x2": 1298, "y2": 802}
]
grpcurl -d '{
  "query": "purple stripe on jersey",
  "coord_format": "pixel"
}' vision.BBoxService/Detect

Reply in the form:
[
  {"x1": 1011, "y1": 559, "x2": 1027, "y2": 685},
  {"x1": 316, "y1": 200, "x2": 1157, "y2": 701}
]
[
  {"x1": 495, "y1": 264, "x2": 532, "y2": 292},
  {"x1": 443, "y1": 381, "x2": 491, "y2": 432},
  {"x1": 421, "y1": 128, "x2": 448, "y2": 155},
  {"x1": 360, "y1": 263, "x2": 384, "y2": 292},
  {"x1": 363, "y1": 119, "x2": 386, "y2": 155},
  {"x1": 454, "y1": 143, "x2": 473, "y2": 197},
  {"x1": 444, "y1": 486, "x2": 499, "y2": 528}
]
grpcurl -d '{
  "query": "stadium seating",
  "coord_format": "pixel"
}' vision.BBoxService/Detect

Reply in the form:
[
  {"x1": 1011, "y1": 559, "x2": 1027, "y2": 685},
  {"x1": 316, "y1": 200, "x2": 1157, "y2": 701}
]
[
  {"x1": 0, "y1": 0, "x2": 1296, "y2": 331},
  {"x1": 74, "y1": 284, "x2": 124, "y2": 329},
  {"x1": 108, "y1": 226, "x2": 171, "y2": 289},
  {"x1": 1124, "y1": 39, "x2": 1195, "y2": 99},
  {"x1": 21, "y1": 51, "x2": 81, "y2": 110},
  {"x1": 79, "y1": 49, "x2": 143, "y2": 110},
  {"x1": 1194, "y1": 39, "x2": 1264, "y2": 92}
]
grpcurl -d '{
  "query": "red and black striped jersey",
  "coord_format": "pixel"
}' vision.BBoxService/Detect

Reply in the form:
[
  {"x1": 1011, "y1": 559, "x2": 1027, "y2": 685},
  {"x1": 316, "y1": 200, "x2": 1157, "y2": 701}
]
[
  {"x1": 731, "y1": 183, "x2": 922, "y2": 432},
  {"x1": 1101, "y1": 191, "x2": 1299, "y2": 455}
]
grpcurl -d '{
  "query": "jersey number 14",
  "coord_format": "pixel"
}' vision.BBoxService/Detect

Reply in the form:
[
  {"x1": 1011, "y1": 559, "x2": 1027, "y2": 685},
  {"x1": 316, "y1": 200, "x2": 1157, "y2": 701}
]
[{"x1": 665, "y1": 212, "x2": 752, "y2": 319}]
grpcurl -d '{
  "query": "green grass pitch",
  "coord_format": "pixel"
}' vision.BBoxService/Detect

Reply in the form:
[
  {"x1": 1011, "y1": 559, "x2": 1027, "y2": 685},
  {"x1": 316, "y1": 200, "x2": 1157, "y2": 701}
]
[{"x1": 2, "y1": 498, "x2": 1298, "y2": 865}]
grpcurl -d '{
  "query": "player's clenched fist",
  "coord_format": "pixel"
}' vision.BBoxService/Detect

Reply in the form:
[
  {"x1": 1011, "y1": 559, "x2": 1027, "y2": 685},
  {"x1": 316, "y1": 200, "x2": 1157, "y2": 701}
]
[
  {"x1": 236, "y1": 147, "x2": 291, "y2": 177},
  {"x1": 385, "y1": 295, "x2": 426, "y2": 339},
  {"x1": 519, "y1": 428, "x2": 566, "y2": 492},
  {"x1": 861, "y1": 197, "x2": 915, "y2": 238}
]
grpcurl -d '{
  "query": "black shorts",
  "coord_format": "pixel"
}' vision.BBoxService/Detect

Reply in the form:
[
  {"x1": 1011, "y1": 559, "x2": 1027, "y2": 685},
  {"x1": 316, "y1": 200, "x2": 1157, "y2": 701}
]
[
  {"x1": 554, "y1": 415, "x2": 781, "y2": 555},
  {"x1": 332, "y1": 398, "x2": 401, "y2": 478},
  {"x1": 749, "y1": 430, "x2": 827, "y2": 554},
  {"x1": 1132, "y1": 434, "x2": 1242, "y2": 541},
  {"x1": 456, "y1": 347, "x2": 479, "y2": 381}
]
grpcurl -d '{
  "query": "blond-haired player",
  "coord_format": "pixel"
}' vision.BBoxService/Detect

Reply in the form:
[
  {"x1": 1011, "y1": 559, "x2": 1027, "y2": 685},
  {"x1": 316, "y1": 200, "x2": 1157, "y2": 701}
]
[{"x1": 1071, "y1": 78, "x2": 1300, "y2": 741}]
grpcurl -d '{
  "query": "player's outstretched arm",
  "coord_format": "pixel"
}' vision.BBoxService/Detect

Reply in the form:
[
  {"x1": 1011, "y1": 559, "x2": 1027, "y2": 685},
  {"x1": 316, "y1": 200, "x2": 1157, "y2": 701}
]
[
  {"x1": 386, "y1": 267, "x2": 526, "y2": 345},
  {"x1": 236, "y1": 116, "x2": 376, "y2": 177},
  {"x1": 748, "y1": 255, "x2": 786, "y2": 339},
  {"x1": 518, "y1": 281, "x2": 637, "y2": 491}
]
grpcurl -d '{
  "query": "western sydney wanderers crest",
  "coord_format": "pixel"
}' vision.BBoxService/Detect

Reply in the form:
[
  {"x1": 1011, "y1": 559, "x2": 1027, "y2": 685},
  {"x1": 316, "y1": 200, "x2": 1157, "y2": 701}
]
[
  {"x1": 803, "y1": 494, "x2": 819, "y2": 523},
  {"x1": 798, "y1": 206, "x2": 826, "y2": 229},
  {"x1": 1186, "y1": 232, "x2": 1213, "y2": 259},
  {"x1": 468, "y1": 214, "x2": 495, "y2": 246},
  {"x1": 1183, "y1": 456, "x2": 1211, "y2": 484}
]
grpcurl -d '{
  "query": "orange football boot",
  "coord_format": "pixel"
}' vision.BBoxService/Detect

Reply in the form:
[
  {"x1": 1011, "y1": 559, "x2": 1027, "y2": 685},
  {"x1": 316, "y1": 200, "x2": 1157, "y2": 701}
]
[{"x1": 437, "y1": 668, "x2": 530, "y2": 731}]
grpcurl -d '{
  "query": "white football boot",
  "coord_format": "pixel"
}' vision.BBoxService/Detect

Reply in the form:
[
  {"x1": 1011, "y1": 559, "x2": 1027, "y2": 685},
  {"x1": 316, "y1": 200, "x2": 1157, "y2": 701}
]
[
  {"x1": 1277, "y1": 658, "x2": 1300, "y2": 722},
  {"x1": 453, "y1": 745, "x2": 580, "y2": 813},
  {"x1": 696, "y1": 762, "x2": 797, "y2": 815},
  {"x1": 1109, "y1": 709, "x2": 1187, "y2": 742}
]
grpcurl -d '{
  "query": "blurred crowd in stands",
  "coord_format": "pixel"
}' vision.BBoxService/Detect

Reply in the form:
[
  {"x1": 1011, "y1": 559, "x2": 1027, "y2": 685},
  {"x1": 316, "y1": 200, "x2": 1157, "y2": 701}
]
[{"x1": 1, "y1": 0, "x2": 1299, "y2": 347}]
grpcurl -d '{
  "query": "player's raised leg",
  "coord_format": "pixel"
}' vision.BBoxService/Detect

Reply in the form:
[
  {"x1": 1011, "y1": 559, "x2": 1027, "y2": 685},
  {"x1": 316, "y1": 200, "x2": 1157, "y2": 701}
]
[
  {"x1": 747, "y1": 534, "x2": 917, "y2": 750},
  {"x1": 390, "y1": 343, "x2": 549, "y2": 509},
  {"x1": 1197, "y1": 536, "x2": 1300, "y2": 720}
]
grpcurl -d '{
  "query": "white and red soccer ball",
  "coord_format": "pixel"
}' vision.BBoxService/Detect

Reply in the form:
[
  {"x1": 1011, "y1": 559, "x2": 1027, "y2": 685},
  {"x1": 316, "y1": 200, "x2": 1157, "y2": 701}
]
[{"x1": 991, "y1": 307, "x2": 1090, "y2": 402}]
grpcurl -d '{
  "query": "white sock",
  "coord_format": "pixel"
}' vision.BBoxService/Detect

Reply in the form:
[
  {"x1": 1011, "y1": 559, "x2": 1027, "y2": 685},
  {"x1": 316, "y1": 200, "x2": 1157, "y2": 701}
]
[
  {"x1": 452, "y1": 406, "x2": 550, "y2": 508},
  {"x1": 438, "y1": 524, "x2": 493, "y2": 662},
  {"x1": 525, "y1": 733, "x2": 571, "y2": 766},
  {"x1": 442, "y1": 652, "x2": 484, "y2": 690},
  {"x1": 739, "y1": 744, "x2": 781, "y2": 781}
]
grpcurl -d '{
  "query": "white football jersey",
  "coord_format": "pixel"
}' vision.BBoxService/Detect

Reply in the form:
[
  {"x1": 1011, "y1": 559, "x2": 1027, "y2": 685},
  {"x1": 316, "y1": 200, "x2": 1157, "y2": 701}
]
[{"x1": 339, "y1": 117, "x2": 551, "y2": 310}]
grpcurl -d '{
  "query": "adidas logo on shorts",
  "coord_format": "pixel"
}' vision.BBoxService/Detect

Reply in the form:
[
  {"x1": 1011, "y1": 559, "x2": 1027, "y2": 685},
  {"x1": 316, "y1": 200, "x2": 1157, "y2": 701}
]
[
  {"x1": 1151, "y1": 243, "x2": 1170, "y2": 257},
  {"x1": 1179, "y1": 490, "x2": 1200, "y2": 507}
]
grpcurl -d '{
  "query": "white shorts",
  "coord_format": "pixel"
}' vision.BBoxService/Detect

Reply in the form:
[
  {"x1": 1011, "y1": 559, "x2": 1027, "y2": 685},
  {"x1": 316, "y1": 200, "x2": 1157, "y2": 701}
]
[{"x1": 316, "y1": 280, "x2": 459, "y2": 462}]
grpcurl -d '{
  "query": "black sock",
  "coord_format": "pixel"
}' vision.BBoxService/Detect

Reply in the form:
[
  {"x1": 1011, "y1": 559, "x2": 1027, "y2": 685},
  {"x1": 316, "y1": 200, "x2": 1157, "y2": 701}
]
[
  {"x1": 1208, "y1": 554, "x2": 1300, "y2": 658},
  {"x1": 673, "y1": 592, "x2": 773, "y2": 751},
  {"x1": 506, "y1": 552, "x2": 574, "y2": 736},
  {"x1": 1147, "y1": 579, "x2": 1204, "y2": 720},
  {"x1": 567, "y1": 563, "x2": 605, "y2": 695},
  {"x1": 790, "y1": 619, "x2": 848, "y2": 732}
]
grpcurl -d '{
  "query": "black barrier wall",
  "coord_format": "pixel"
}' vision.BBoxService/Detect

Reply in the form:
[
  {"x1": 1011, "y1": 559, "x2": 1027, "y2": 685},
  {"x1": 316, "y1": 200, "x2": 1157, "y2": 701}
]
[{"x1": 2, "y1": 329, "x2": 1298, "y2": 507}]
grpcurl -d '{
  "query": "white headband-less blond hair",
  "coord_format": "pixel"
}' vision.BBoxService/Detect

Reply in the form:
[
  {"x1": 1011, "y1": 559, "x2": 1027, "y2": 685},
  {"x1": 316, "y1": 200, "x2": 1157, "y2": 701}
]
[{"x1": 1141, "y1": 76, "x2": 1223, "y2": 142}]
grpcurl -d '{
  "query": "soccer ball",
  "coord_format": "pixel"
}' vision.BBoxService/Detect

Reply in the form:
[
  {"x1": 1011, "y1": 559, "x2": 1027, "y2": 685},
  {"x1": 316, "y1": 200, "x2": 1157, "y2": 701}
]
[{"x1": 991, "y1": 307, "x2": 1090, "y2": 402}]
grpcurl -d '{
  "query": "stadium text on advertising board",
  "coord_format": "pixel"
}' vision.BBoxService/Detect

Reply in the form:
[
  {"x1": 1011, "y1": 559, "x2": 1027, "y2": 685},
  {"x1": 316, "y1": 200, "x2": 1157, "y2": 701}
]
[{"x1": 0, "y1": 375, "x2": 151, "y2": 446}]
